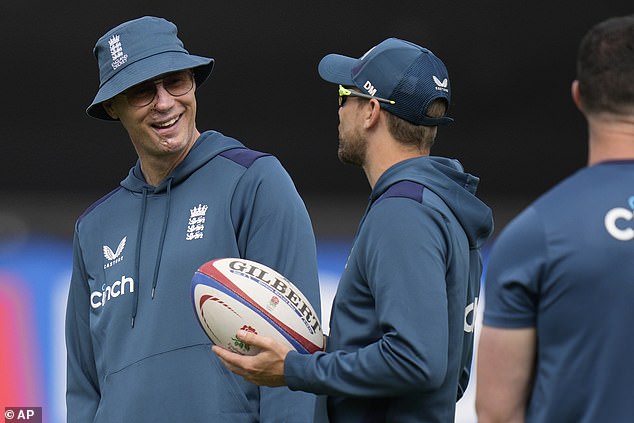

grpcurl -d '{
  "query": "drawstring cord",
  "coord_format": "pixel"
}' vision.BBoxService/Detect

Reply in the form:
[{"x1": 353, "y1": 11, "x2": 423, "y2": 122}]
[
  {"x1": 151, "y1": 177, "x2": 172, "y2": 299},
  {"x1": 130, "y1": 178, "x2": 173, "y2": 328},
  {"x1": 132, "y1": 187, "x2": 148, "y2": 328}
]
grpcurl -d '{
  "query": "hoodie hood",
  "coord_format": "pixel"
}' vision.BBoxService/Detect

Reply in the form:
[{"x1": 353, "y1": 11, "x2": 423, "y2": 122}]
[
  {"x1": 120, "y1": 130, "x2": 245, "y2": 193},
  {"x1": 371, "y1": 156, "x2": 493, "y2": 248}
]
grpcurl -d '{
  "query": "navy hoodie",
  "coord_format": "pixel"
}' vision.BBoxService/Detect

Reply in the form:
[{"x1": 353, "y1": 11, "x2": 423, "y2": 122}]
[
  {"x1": 66, "y1": 130, "x2": 321, "y2": 422},
  {"x1": 285, "y1": 156, "x2": 493, "y2": 422}
]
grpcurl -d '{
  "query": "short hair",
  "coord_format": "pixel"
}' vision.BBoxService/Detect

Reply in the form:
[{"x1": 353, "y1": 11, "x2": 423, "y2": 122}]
[
  {"x1": 577, "y1": 15, "x2": 634, "y2": 115},
  {"x1": 384, "y1": 99, "x2": 447, "y2": 151}
]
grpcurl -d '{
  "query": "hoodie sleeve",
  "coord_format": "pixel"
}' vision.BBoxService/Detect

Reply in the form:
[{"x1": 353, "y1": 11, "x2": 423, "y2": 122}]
[
  {"x1": 285, "y1": 199, "x2": 450, "y2": 397},
  {"x1": 229, "y1": 155, "x2": 322, "y2": 422},
  {"x1": 65, "y1": 225, "x2": 100, "y2": 422}
]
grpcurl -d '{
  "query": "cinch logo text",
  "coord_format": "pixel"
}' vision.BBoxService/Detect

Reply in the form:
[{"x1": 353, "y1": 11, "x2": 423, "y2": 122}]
[
  {"x1": 91, "y1": 276, "x2": 135, "y2": 309},
  {"x1": 604, "y1": 196, "x2": 634, "y2": 241},
  {"x1": 464, "y1": 296, "x2": 479, "y2": 333}
]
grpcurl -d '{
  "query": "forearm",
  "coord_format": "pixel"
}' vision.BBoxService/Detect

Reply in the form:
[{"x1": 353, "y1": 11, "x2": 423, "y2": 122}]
[{"x1": 476, "y1": 326, "x2": 536, "y2": 423}]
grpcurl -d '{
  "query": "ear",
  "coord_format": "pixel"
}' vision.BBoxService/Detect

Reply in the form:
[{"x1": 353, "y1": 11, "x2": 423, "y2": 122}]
[
  {"x1": 363, "y1": 99, "x2": 382, "y2": 129},
  {"x1": 571, "y1": 80, "x2": 583, "y2": 111},
  {"x1": 102, "y1": 100, "x2": 119, "y2": 120}
]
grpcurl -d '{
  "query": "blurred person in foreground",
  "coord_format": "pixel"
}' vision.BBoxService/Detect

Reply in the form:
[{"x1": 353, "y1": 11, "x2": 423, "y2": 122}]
[
  {"x1": 476, "y1": 14, "x2": 634, "y2": 423},
  {"x1": 214, "y1": 37, "x2": 494, "y2": 422},
  {"x1": 65, "y1": 16, "x2": 321, "y2": 423}
]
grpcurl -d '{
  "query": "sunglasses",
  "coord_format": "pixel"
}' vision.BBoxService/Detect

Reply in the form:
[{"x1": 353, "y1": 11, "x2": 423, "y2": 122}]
[
  {"x1": 124, "y1": 70, "x2": 195, "y2": 107},
  {"x1": 338, "y1": 85, "x2": 395, "y2": 107}
]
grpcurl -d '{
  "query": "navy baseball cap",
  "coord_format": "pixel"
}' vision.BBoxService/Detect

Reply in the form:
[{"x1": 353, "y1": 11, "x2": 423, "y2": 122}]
[
  {"x1": 87, "y1": 16, "x2": 214, "y2": 120},
  {"x1": 318, "y1": 38, "x2": 453, "y2": 126}
]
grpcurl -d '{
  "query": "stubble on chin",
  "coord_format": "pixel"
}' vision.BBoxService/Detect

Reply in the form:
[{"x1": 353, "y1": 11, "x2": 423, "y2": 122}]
[{"x1": 337, "y1": 132, "x2": 366, "y2": 167}]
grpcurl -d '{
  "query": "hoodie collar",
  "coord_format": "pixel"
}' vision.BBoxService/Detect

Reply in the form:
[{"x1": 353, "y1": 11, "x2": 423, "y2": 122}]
[
  {"x1": 370, "y1": 156, "x2": 493, "y2": 248},
  {"x1": 120, "y1": 130, "x2": 245, "y2": 193}
]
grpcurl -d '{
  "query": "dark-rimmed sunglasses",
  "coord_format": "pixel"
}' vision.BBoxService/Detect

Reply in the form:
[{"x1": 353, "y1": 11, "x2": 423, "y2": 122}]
[
  {"x1": 124, "y1": 70, "x2": 194, "y2": 107},
  {"x1": 338, "y1": 85, "x2": 395, "y2": 107}
]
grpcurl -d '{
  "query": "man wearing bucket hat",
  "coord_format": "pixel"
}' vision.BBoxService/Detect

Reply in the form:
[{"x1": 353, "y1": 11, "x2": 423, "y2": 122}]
[
  {"x1": 214, "y1": 38, "x2": 493, "y2": 422},
  {"x1": 65, "y1": 16, "x2": 321, "y2": 423}
]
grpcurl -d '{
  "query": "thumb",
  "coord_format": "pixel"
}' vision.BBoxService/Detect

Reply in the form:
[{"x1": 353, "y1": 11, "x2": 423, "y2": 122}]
[{"x1": 237, "y1": 329, "x2": 261, "y2": 345}]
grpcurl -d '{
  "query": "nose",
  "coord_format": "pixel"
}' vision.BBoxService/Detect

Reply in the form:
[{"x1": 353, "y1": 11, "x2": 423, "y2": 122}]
[{"x1": 152, "y1": 82, "x2": 175, "y2": 110}]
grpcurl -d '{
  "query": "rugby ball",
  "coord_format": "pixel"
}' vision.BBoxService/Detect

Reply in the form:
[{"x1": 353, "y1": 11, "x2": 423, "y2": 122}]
[{"x1": 192, "y1": 258, "x2": 323, "y2": 355}]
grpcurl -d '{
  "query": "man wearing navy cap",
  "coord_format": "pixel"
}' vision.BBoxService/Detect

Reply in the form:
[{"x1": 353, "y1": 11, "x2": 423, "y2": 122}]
[
  {"x1": 214, "y1": 38, "x2": 494, "y2": 422},
  {"x1": 65, "y1": 16, "x2": 321, "y2": 423}
]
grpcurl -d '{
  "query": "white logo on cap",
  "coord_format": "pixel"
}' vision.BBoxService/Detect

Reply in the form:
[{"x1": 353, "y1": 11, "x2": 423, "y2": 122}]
[
  {"x1": 109, "y1": 35, "x2": 128, "y2": 70},
  {"x1": 363, "y1": 81, "x2": 378, "y2": 96},
  {"x1": 433, "y1": 76, "x2": 449, "y2": 93}
]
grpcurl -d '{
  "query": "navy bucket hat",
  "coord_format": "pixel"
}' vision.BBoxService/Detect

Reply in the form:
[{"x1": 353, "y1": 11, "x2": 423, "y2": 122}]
[
  {"x1": 87, "y1": 16, "x2": 214, "y2": 120},
  {"x1": 318, "y1": 38, "x2": 453, "y2": 126}
]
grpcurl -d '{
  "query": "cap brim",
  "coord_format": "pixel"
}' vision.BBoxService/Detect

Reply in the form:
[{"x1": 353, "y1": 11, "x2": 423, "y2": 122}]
[
  {"x1": 317, "y1": 53, "x2": 357, "y2": 86},
  {"x1": 87, "y1": 52, "x2": 214, "y2": 120}
]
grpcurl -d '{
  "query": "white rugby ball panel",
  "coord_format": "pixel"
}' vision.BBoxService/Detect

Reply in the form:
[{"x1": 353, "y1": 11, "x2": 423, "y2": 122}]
[
  {"x1": 200, "y1": 261, "x2": 322, "y2": 348},
  {"x1": 191, "y1": 258, "x2": 323, "y2": 355},
  {"x1": 201, "y1": 258, "x2": 323, "y2": 348},
  {"x1": 192, "y1": 275, "x2": 310, "y2": 354}
]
